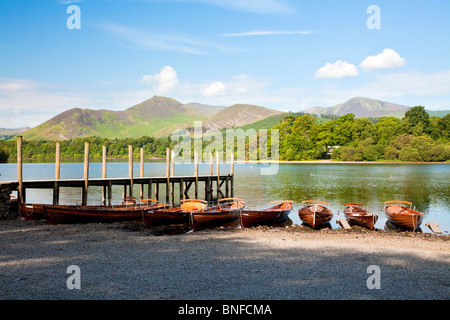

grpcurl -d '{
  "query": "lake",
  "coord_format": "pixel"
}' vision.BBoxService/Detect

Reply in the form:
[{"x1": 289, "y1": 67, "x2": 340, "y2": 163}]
[{"x1": 1, "y1": 161, "x2": 449, "y2": 234}]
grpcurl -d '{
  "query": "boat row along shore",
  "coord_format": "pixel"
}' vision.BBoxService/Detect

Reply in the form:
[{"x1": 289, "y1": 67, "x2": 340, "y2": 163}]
[{"x1": 16, "y1": 197, "x2": 444, "y2": 235}]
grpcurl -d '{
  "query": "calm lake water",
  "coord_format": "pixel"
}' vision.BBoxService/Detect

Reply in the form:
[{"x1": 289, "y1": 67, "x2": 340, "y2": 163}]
[{"x1": 1, "y1": 161, "x2": 449, "y2": 234}]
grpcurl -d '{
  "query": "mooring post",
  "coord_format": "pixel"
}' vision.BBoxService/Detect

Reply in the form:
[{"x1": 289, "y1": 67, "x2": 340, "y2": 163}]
[
  {"x1": 171, "y1": 149, "x2": 175, "y2": 204},
  {"x1": 209, "y1": 152, "x2": 213, "y2": 175},
  {"x1": 128, "y1": 145, "x2": 133, "y2": 198},
  {"x1": 102, "y1": 145, "x2": 108, "y2": 204},
  {"x1": 53, "y1": 141, "x2": 61, "y2": 205},
  {"x1": 16, "y1": 136, "x2": 24, "y2": 206},
  {"x1": 166, "y1": 148, "x2": 170, "y2": 203},
  {"x1": 216, "y1": 151, "x2": 220, "y2": 201},
  {"x1": 194, "y1": 150, "x2": 199, "y2": 199},
  {"x1": 209, "y1": 152, "x2": 213, "y2": 200},
  {"x1": 140, "y1": 147, "x2": 144, "y2": 200},
  {"x1": 82, "y1": 141, "x2": 90, "y2": 205},
  {"x1": 230, "y1": 151, "x2": 234, "y2": 197}
]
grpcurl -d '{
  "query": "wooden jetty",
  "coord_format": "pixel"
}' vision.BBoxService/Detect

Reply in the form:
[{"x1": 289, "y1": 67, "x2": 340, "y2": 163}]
[{"x1": 3, "y1": 136, "x2": 234, "y2": 217}]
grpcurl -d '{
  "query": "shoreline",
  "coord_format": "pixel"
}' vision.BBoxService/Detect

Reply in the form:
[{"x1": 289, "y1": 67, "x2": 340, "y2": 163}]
[
  {"x1": 1, "y1": 219, "x2": 449, "y2": 300},
  {"x1": 2, "y1": 159, "x2": 449, "y2": 165}
]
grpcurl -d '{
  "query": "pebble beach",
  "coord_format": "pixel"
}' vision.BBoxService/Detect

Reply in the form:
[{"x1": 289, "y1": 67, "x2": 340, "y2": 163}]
[{"x1": 0, "y1": 219, "x2": 449, "y2": 300}]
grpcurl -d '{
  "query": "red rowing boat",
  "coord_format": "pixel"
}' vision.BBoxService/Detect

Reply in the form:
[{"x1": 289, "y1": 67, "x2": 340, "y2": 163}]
[
  {"x1": 191, "y1": 198, "x2": 245, "y2": 230},
  {"x1": 43, "y1": 198, "x2": 167, "y2": 225},
  {"x1": 20, "y1": 203, "x2": 46, "y2": 220},
  {"x1": 384, "y1": 200, "x2": 424, "y2": 231},
  {"x1": 298, "y1": 200, "x2": 333, "y2": 229},
  {"x1": 240, "y1": 201, "x2": 293, "y2": 228},
  {"x1": 143, "y1": 199, "x2": 207, "y2": 227},
  {"x1": 343, "y1": 203, "x2": 378, "y2": 230}
]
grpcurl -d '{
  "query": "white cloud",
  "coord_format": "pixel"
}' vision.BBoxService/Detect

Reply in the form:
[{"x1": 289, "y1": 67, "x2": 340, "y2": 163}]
[
  {"x1": 223, "y1": 30, "x2": 312, "y2": 37},
  {"x1": 360, "y1": 48, "x2": 406, "y2": 72},
  {"x1": 201, "y1": 81, "x2": 227, "y2": 96},
  {"x1": 141, "y1": 66, "x2": 180, "y2": 94},
  {"x1": 315, "y1": 60, "x2": 359, "y2": 79}
]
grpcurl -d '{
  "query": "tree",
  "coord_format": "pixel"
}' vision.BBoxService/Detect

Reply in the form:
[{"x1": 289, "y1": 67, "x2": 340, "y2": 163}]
[
  {"x1": 399, "y1": 147, "x2": 421, "y2": 162},
  {"x1": 436, "y1": 114, "x2": 450, "y2": 140},
  {"x1": 384, "y1": 146, "x2": 399, "y2": 160},
  {"x1": 339, "y1": 146, "x2": 363, "y2": 161},
  {"x1": 375, "y1": 117, "x2": 401, "y2": 146},
  {"x1": 401, "y1": 106, "x2": 432, "y2": 135}
]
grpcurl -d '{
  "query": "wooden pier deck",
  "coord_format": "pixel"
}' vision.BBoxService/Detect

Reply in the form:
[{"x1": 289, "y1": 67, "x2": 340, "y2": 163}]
[{"x1": 2, "y1": 137, "x2": 234, "y2": 216}]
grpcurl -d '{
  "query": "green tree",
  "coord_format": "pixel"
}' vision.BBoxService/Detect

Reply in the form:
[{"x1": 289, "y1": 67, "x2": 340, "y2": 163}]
[
  {"x1": 375, "y1": 117, "x2": 401, "y2": 146},
  {"x1": 399, "y1": 146, "x2": 421, "y2": 162},
  {"x1": 401, "y1": 106, "x2": 432, "y2": 135}
]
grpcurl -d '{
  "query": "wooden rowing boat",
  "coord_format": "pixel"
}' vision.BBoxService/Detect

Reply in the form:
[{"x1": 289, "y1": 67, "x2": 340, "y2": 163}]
[
  {"x1": 20, "y1": 203, "x2": 46, "y2": 220},
  {"x1": 143, "y1": 199, "x2": 208, "y2": 227},
  {"x1": 19, "y1": 196, "x2": 145, "y2": 221},
  {"x1": 343, "y1": 203, "x2": 378, "y2": 230},
  {"x1": 43, "y1": 199, "x2": 167, "y2": 225},
  {"x1": 298, "y1": 200, "x2": 333, "y2": 229},
  {"x1": 191, "y1": 198, "x2": 245, "y2": 230},
  {"x1": 384, "y1": 200, "x2": 424, "y2": 231},
  {"x1": 239, "y1": 201, "x2": 293, "y2": 228}
]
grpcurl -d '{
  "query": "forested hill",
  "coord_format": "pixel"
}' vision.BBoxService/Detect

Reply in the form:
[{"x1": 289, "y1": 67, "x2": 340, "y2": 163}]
[{"x1": 273, "y1": 106, "x2": 449, "y2": 162}]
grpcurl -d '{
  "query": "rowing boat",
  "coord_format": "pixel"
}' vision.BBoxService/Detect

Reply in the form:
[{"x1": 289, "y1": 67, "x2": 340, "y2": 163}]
[
  {"x1": 384, "y1": 200, "x2": 424, "y2": 231},
  {"x1": 20, "y1": 203, "x2": 46, "y2": 220},
  {"x1": 239, "y1": 201, "x2": 293, "y2": 228},
  {"x1": 298, "y1": 200, "x2": 333, "y2": 229},
  {"x1": 43, "y1": 199, "x2": 167, "y2": 225},
  {"x1": 191, "y1": 198, "x2": 245, "y2": 230},
  {"x1": 343, "y1": 203, "x2": 378, "y2": 230},
  {"x1": 143, "y1": 199, "x2": 207, "y2": 227}
]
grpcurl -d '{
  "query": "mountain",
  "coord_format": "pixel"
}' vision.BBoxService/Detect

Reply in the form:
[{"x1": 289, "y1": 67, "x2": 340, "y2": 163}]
[
  {"x1": 19, "y1": 96, "x2": 281, "y2": 141},
  {"x1": 203, "y1": 104, "x2": 283, "y2": 130},
  {"x1": 0, "y1": 127, "x2": 29, "y2": 140},
  {"x1": 304, "y1": 97, "x2": 411, "y2": 118}
]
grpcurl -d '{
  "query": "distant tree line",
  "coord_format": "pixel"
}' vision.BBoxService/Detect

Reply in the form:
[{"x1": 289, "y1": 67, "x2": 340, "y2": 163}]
[
  {"x1": 272, "y1": 106, "x2": 449, "y2": 162},
  {"x1": 0, "y1": 136, "x2": 175, "y2": 162}
]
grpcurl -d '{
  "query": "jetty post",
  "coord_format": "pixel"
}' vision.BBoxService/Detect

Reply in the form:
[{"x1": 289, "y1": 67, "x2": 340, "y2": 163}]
[
  {"x1": 16, "y1": 136, "x2": 24, "y2": 205},
  {"x1": 53, "y1": 141, "x2": 61, "y2": 205},
  {"x1": 166, "y1": 148, "x2": 170, "y2": 203},
  {"x1": 170, "y1": 149, "x2": 175, "y2": 204},
  {"x1": 128, "y1": 145, "x2": 133, "y2": 198},
  {"x1": 140, "y1": 147, "x2": 144, "y2": 200},
  {"x1": 102, "y1": 145, "x2": 111, "y2": 205},
  {"x1": 82, "y1": 141, "x2": 90, "y2": 205},
  {"x1": 230, "y1": 151, "x2": 234, "y2": 197},
  {"x1": 216, "y1": 150, "x2": 220, "y2": 200},
  {"x1": 194, "y1": 150, "x2": 199, "y2": 199}
]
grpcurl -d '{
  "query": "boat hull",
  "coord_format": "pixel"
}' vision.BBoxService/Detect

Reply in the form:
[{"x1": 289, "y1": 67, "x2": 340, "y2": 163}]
[
  {"x1": 43, "y1": 205, "x2": 148, "y2": 225},
  {"x1": 240, "y1": 203, "x2": 292, "y2": 228},
  {"x1": 344, "y1": 206, "x2": 378, "y2": 230},
  {"x1": 143, "y1": 208, "x2": 190, "y2": 227},
  {"x1": 191, "y1": 209, "x2": 239, "y2": 230},
  {"x1": 20, "y1": 203, "x2": 46, "y2": 220},
  {"x1": 191, "y1": 202, "x2": 244, "y2": 230},
  {"x1": 384, "y1": 205, "x2": 424, "y2": 231},
  {"x1": 298, "y1": 205, "x2": 333, "y2": 229}
]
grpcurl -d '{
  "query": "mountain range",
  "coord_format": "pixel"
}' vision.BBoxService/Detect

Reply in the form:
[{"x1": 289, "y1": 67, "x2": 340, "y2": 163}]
[
  {"x1": 14, "y1": 96, "x2": 450, "y2": 141},
  {"x1": 304, "y1": 97, "x2": 449, "y2": 118},
  {"x1": 19, "y1": 96, "x2": 282, "y2": 141}
]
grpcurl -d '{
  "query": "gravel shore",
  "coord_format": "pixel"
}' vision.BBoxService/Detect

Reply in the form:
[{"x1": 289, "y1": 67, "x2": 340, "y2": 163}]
[{"x1": 0, "y1": 219, "x2": 449, "y2": 300}]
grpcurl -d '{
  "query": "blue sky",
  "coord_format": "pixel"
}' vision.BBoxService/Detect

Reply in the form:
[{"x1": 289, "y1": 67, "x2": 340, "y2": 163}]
[{"x1": 1, "y1": 0, "x2": 450, "y2": 128}]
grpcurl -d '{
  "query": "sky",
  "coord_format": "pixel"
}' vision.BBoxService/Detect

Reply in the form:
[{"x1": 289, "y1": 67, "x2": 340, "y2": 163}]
[{"x1": 1, "y1": 0, "x2": 450, "y2": 128}]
